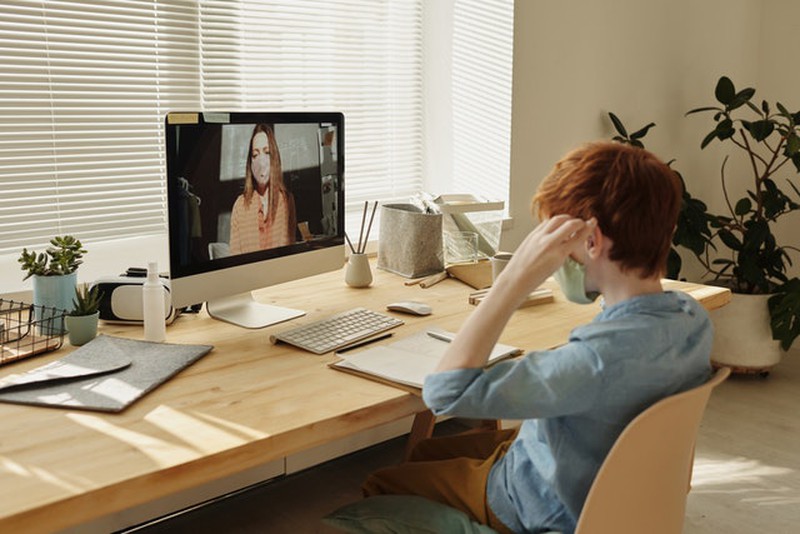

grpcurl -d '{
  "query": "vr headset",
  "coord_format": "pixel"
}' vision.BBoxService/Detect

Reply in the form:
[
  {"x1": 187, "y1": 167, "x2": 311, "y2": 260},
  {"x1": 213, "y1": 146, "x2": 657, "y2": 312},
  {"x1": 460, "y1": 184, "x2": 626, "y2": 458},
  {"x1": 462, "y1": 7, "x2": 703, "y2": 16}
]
[{"x1": 90, "y1": 268, "x2": 179, "y2": 324}]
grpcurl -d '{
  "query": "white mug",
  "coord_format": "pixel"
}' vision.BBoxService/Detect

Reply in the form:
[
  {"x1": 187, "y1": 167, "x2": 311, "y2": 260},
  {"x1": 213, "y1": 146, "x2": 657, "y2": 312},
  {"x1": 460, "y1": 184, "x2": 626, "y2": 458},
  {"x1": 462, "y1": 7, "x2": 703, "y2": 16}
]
[{"x1": 491, "y1": 252, "x2": 513, "y2": 282}]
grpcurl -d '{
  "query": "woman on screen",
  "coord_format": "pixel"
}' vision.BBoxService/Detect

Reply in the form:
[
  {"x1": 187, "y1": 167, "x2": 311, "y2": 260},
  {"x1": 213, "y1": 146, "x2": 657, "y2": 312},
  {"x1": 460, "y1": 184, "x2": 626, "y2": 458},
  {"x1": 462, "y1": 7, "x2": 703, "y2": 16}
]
[{"x1": 229, "y1": 124, "x2": 297, "y2": 254}]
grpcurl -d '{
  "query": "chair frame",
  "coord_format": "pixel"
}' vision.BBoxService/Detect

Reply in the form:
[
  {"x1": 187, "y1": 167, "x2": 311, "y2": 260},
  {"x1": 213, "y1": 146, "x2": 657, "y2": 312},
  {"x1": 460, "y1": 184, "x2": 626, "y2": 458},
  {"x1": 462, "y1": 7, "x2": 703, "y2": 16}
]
[{"x1": 573, "y1": 367, "x2": 730, "y2": 534}]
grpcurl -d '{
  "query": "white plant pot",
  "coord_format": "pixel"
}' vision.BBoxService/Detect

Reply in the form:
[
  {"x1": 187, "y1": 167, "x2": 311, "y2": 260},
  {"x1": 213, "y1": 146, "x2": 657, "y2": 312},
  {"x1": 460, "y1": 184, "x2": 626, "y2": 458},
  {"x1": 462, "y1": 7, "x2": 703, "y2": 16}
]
[{"x1": 709, "y1": 292, "x2": 782, "y2": 374}]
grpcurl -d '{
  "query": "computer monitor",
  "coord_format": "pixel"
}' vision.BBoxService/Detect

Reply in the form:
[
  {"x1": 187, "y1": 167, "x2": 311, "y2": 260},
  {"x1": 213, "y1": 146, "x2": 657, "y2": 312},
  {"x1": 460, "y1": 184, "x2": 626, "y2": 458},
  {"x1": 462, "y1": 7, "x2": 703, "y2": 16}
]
[{"x1": 165, "y1": 111, "x2": 345, "y2": 328}]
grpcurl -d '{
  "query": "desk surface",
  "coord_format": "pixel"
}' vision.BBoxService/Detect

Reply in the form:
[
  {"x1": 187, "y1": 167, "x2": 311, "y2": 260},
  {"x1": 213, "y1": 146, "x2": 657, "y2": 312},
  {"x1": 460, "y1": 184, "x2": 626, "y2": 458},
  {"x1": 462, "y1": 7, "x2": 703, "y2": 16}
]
[{"x1": 0, "y1": 263, "x2": 730, "y2": 532}]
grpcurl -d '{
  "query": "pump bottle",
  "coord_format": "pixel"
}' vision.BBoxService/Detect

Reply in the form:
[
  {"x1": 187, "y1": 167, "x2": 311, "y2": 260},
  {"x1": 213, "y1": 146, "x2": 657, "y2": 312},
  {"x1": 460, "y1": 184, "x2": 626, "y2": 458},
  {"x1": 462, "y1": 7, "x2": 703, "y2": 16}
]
[{"x1": 143, "y1": 261, "x2": 166, "y2": 342}]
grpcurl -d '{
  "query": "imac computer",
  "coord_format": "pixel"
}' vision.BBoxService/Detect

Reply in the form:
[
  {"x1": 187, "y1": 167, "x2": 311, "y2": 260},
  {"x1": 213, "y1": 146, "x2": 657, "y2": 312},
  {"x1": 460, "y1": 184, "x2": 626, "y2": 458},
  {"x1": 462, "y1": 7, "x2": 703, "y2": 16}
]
[{"x1": 165, "y1": 111, "x2": 345, "y2": 328}]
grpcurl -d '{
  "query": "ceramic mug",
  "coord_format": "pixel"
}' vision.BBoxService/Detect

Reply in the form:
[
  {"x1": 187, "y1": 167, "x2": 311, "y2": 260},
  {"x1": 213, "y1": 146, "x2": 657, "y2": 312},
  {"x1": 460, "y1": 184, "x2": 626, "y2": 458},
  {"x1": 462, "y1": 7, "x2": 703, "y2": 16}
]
[{"x1": 491, "y1": 252, "x2": 513, "y2": 282}]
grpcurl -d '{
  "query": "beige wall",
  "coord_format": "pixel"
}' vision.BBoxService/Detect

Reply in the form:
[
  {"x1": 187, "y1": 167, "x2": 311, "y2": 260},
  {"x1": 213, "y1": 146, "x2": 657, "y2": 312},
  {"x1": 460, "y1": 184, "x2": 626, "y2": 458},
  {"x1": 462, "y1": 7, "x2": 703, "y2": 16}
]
[{"x1": 505, "y1": 0, "x2": 800, "y2": 280}]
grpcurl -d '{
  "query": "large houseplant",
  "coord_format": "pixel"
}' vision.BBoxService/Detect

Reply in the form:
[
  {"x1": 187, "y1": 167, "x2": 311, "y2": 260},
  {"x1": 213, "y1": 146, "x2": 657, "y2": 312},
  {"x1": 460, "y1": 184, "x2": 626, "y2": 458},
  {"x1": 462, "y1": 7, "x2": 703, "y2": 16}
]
[
  {"x1": 686, "y1": 76, "x2": 800, "y2": 358},
  {"x1": 610, "y1": 76, "x2": 800, "y2": 364}
]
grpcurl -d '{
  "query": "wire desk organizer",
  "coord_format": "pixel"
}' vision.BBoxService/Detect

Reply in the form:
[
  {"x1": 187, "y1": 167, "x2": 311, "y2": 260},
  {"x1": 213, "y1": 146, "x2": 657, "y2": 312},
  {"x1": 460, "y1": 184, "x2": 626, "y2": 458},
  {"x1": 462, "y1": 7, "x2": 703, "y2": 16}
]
[{"x1": 0, "y1": 299, "x2": 66, "y2": 366}]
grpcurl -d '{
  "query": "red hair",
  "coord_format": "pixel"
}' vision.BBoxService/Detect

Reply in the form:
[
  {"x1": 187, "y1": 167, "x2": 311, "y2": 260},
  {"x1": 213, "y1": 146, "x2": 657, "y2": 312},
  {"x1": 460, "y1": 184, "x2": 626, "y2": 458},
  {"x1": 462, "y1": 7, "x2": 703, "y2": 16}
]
[{"x1": 533, "y1": 141, "x2": 681, "y2": 278}]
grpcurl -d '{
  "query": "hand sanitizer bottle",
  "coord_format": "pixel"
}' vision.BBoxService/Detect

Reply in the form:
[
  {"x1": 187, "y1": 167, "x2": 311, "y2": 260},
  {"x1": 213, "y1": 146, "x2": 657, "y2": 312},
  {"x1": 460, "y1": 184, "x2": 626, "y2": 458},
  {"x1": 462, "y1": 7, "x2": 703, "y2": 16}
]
[{"x1": 143, "y1": 261, "x2": 166, "y2": 342}]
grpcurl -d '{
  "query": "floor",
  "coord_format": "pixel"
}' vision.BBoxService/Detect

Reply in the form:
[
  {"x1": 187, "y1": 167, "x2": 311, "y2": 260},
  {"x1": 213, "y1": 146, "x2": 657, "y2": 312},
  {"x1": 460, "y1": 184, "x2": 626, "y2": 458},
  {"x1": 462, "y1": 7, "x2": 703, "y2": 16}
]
[{"x1": 130, "y1": 354, "x2": 800, "y2": 534}]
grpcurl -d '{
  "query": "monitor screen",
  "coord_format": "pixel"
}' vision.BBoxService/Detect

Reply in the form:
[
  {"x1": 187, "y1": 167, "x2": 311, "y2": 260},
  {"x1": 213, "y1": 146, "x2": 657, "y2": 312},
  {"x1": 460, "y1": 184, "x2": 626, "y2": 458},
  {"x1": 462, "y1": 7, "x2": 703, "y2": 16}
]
[{"x1": 165, "y1": 111, "x2": 345, "y2": 328}]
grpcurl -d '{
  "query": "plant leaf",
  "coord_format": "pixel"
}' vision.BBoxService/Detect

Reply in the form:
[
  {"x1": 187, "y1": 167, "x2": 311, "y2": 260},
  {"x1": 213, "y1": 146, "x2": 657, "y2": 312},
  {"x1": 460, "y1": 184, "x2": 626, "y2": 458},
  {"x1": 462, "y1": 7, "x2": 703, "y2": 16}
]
[
  {"x1": 731, "y1": 88, "x2": 756, "y2": 111},
  {"x1": 734, "y1": 198, "x2": 752, "y2": 216},
  {"x1": 715, "y1": 76, "x2": 735, "y2": 105},
  {"x1": 666, "y1": 248, "x2": 682, "y2": 280},
  {"x1": 784, "y1": 133, "x2": 800, "y2": 157},
  {"x1": 700, "y1": 129, "x2": 718, "y2": 149},
  {"x1": 686, "y1": 106, "x2": 720, "y2": 116},
  {"x1": 630, "y1": 122, "x2": 656, "y2": 140},
  {"x1": 749, "y1": 119, "x2": 775, "y2": 141},
  {"x1": 768, "y1": 279, "x2": 800, "y2": 350},
  {"x1": 608, "y1": 112, "x2": 627, "y2": 138},
  {"x1": 716, "y1": 118, "x2": 735, "y2": 140},
  {"x1": 718, "y1": 229, "x2": 743, "y2": 251}
]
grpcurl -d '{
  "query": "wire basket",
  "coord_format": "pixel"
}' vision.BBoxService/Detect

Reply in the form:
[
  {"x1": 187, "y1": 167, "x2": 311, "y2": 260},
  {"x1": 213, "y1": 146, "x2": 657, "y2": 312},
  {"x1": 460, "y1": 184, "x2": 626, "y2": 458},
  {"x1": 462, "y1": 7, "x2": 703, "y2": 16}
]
[{"x1": 0, "y1": 299, "x2": 66, "y2": 366}]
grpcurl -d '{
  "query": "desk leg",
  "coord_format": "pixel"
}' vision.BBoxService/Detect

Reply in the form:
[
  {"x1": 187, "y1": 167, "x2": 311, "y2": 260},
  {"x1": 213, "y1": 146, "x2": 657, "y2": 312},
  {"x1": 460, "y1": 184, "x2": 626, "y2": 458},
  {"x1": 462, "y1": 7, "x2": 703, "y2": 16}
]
[
  {"x1": 404, "y1": 410, "x2": 436, "y2": 460},
  {"x1": 404, "y1": 414, "x2": 501, "y2": 461}
]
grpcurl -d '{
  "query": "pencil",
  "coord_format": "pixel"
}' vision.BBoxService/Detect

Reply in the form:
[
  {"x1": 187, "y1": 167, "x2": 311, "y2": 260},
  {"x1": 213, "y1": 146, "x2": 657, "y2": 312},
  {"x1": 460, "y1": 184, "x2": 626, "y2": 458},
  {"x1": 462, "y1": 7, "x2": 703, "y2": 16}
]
[
  {"x1": 426, "y1": 331, "x2": 454, "y2": 343},
  {"x1": 335, "y1": 332, "x2": 393, "y2": 354},
  {"x1": 356, "y1": 200, "x2": 368, "y2": 255},
  {"x1": 344, "y1": 232, "x2": 356, "y2": 254},
  {"x1": 360, "y1": 201, "x2": 378, "y2": 254}
]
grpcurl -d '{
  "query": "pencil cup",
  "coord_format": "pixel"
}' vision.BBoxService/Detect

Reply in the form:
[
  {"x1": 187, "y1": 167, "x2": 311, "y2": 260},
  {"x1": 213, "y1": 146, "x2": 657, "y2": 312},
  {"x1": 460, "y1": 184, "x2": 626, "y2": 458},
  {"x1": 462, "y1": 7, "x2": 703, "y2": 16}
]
[{"x1": 345, "y1": 253, "x2": 373, "y2": 288}]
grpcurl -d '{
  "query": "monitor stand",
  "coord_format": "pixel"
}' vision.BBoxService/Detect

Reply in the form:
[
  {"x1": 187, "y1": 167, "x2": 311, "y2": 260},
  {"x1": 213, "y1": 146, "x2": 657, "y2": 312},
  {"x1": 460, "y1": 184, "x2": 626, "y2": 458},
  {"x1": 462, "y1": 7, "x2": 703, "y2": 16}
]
[{"x1": 206, "y1": 292, "x2": 305, "y2": 329}]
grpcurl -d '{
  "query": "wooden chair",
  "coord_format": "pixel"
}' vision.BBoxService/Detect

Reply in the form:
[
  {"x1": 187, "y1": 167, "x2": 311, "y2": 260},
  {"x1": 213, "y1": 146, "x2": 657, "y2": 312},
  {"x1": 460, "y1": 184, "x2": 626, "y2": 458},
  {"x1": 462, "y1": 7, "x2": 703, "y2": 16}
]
[{"x1": 571, "y1": 367, "x2": 730, "y2": 534}]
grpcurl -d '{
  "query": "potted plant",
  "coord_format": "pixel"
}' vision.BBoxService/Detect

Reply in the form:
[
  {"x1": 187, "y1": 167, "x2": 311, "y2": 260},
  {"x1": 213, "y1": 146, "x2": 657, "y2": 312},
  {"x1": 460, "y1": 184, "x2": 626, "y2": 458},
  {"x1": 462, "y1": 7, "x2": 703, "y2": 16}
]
[
  {"x1": 18, "y1": 235, "x2": 87, "y2": 333},
  {"x1": 65, "y1": 284, "x2": 102, "y2": 346},
  {"x1": 683, "y1": 76, "x2": 800, "y2": 373},
  {"x1": 610, "y1": 75, "x2": 800, "y2": 374}
]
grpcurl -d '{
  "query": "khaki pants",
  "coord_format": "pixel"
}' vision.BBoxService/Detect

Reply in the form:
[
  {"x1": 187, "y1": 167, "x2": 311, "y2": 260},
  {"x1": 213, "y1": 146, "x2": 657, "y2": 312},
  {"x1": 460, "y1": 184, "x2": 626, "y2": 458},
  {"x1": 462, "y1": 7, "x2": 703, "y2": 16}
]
[{"x1": 362, "y1": 428, "x2": 518, "y2": 534}]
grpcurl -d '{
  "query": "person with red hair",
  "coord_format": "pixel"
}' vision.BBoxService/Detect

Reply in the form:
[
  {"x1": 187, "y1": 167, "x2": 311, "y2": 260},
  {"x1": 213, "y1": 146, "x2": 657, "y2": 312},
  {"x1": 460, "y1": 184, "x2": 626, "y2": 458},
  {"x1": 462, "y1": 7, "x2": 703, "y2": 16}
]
[{"x1": 363, "y1": 142, "x2": 712, "y2": 534}]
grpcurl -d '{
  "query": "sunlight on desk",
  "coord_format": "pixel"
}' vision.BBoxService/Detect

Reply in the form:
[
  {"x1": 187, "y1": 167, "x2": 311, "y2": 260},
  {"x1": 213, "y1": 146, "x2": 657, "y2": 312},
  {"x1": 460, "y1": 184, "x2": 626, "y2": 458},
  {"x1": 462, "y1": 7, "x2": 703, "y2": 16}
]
[
  {"x1": 144, "y1": 405, "x2": 267, "y2": 453},
  {"x1": 189, "y1": 410, "x2": 271, "y2": 440},
  {"x1": 0, "y1": 455, "x2": 86, "y2": 493},
  {"x1": 66, "y1": 413, "x2": 200, "y2": 467}
]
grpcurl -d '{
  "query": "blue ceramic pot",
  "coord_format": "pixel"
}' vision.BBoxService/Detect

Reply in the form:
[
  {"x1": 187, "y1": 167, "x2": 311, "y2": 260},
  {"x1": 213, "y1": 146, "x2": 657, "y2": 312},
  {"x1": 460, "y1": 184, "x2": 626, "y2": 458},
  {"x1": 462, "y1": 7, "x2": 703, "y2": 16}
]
[{"x1": 32, "y1": 272, "x2": 77, "y2": 334}]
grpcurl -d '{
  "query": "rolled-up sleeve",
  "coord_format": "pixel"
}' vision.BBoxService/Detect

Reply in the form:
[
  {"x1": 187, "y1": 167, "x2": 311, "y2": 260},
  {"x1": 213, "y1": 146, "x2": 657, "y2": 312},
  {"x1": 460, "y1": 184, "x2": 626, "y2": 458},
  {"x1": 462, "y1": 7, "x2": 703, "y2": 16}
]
[{"x1": 422, "y1": 342, "x2": 605, "y2": 420}]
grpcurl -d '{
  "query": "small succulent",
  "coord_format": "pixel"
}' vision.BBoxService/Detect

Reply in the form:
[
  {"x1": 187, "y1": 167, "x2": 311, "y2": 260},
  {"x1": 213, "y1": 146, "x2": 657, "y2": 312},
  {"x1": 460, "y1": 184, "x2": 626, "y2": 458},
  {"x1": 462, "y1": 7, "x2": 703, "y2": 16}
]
[
  {"x1": 69, "y1": 284, "x2": 102, "y2": 317},
  {"x1": 18, "y1": 235, "x2": 87, "y2": 280}
]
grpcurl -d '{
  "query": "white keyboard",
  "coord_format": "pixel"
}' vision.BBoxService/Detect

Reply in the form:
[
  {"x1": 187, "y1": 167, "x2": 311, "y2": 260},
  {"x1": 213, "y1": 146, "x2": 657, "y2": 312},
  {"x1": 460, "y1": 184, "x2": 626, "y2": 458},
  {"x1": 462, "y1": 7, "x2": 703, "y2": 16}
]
[{"x1": 269, "y1": 307, "x2": 404, "y2": 354}]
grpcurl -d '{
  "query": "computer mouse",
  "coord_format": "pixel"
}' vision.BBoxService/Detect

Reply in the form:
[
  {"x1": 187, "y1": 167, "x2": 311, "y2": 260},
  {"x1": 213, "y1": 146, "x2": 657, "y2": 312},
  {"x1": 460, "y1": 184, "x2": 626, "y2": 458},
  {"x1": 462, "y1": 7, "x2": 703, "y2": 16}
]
[{"x1": 386, "y1": 301, "x2": 432, "y2": 316}]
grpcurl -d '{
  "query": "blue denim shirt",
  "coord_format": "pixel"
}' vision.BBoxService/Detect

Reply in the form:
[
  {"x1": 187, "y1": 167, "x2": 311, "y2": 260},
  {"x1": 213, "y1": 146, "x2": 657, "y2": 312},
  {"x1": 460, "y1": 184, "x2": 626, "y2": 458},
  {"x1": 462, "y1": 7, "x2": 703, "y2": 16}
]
[{"x1": 422, "y1": 291, "x2": 712, "y2": 534}]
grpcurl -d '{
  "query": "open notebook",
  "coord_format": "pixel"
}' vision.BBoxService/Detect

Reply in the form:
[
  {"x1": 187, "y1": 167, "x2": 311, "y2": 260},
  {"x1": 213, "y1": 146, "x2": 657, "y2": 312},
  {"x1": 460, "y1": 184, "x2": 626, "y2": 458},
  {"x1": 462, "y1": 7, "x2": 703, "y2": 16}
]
[{"x1": 330, "y1": 329, "x2": 522, "y2": 391}]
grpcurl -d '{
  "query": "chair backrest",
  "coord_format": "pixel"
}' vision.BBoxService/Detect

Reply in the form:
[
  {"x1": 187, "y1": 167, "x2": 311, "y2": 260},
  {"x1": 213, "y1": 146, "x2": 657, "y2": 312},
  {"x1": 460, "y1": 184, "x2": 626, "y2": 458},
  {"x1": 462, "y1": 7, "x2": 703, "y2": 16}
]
[{"x1": 575, "y1": 367, "x2": 730, "y2": 534}]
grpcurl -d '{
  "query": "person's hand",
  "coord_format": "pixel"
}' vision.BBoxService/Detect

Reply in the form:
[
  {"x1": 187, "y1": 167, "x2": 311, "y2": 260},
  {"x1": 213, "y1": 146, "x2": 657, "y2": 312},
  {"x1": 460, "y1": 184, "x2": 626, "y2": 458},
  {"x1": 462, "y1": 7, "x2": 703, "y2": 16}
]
[{"x1": 495, "y1": 215, "x2": 597, "y2": 298}]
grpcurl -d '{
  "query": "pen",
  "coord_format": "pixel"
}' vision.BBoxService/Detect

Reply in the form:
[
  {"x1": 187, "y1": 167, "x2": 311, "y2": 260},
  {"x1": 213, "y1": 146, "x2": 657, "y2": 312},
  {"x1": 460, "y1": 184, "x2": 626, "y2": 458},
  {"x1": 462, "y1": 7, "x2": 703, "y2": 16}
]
[
  {"x1": 426, "y1": 331, "x2": 454, "y2": 343},
  {"x1": 336, "y1": 333, "x2": 393, "y2": 354}
]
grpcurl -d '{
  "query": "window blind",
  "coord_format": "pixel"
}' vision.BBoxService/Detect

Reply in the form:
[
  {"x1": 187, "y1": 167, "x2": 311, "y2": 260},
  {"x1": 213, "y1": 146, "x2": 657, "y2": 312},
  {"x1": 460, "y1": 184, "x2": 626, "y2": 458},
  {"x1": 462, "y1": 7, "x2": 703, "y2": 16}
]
[
  {"x1": 0, "y1": 0, "x2": 423, "y2": 254},
  {"x1": 451, "y1": 0, "x2": 514, "y2": 206},
  {"x1": 0, "y1": 0, "x2": 198, "y2": 254}
]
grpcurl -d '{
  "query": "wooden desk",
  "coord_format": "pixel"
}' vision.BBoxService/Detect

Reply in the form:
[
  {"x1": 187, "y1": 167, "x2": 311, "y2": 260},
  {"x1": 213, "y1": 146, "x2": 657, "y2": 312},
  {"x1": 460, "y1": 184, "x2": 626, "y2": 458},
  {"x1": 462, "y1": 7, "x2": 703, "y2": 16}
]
[{"x1": 0, "y1": 265, "x2": 730, "y2": 532}]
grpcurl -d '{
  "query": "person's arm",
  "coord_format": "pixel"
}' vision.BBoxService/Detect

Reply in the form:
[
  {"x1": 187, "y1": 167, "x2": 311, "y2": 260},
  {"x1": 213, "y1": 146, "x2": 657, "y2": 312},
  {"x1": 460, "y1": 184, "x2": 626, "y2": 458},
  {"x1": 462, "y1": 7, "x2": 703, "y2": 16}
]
[
  {"x1": 423, "y1": 342, "x2": 604, "y2": 419},
  {"x1": 435, "y1": 215, "x2": 596, "y2": 372}
]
